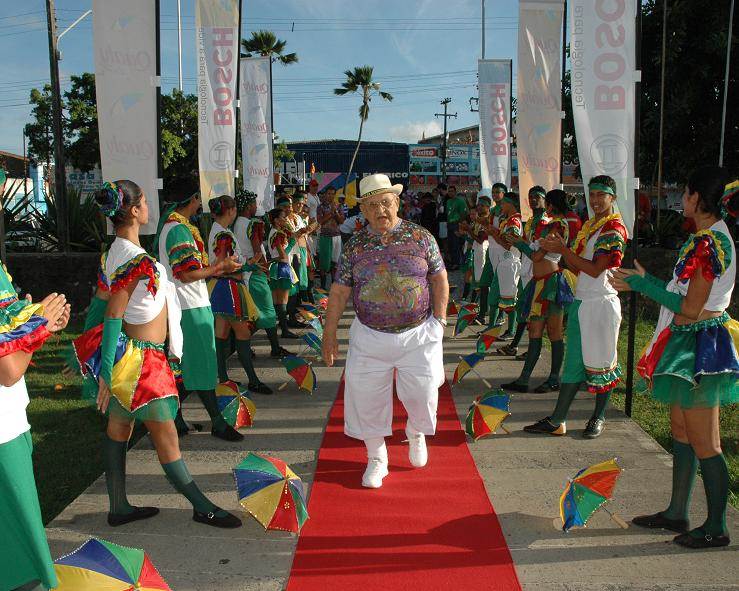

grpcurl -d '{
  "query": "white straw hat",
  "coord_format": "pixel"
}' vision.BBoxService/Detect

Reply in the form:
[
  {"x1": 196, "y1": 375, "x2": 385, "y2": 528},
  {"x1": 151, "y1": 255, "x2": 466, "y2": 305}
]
[{"x1": 358, "y1": 174, "x2": 403, "y2": 201}]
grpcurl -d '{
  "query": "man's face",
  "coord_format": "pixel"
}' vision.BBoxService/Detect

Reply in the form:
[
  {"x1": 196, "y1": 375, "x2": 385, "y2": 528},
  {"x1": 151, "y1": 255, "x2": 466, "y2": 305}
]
[
  {"x1": 309, "y1": 183, "x2": 318, "y2": 195},
  {"x1": 449, "y1": 186, "x2": 457, "y2": 198},
  {"x1": 492, "y1": 189, "x2": 505, "y2": 204},
  {"x1": 476, "y1": 202, "x2": 491, "y2": 216},
  {"x1": 293, "y1": 199, "x2": 305, "y2": 214},
  {"x1": 323, "y1": 189, "x2": 336, "y2": 203},
  {"x1": 360, "y1": 192, "x2": 399, "y2": 233},
  {"x1": 529, "y1": 192, "x2": 545, "y2": 211}
]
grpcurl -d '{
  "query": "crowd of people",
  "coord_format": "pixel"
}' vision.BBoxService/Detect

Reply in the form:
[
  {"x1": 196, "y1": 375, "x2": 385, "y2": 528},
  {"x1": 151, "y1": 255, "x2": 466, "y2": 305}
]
[{"x1": 0, "y1": 166, "x2": 737, "y2": 590}]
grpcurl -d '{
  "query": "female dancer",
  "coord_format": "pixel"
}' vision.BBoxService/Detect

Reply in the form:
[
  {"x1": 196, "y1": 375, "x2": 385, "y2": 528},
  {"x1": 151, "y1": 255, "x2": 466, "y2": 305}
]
[
  {"x1": 0, "y1": 271, "x2": 69, "y2": 591},
  {"x1": 614, "y1": 168, "x2": 737, "y2": 549},
  {"x1": 524, "y1": 175, "x2": 627, "y2": 438},
  {"x1": 267, "y1": 208, "x2": 300, "y2": 338},
  {"x1": 207, "y1": 195, "x2": 272, "y2": 394},
  {"x1": 502, "y1": 189, "x2": 573, "y2": 393},
  {"x1": 74, "y1": 181, "x2": 241, "y2": 528},
  {"x1": 469, "y1": 192, "x2": 492, "y2": 322}
]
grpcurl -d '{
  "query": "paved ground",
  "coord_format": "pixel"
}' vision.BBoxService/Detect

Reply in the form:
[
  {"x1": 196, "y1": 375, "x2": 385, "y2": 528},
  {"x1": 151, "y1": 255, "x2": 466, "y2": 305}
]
[{"x1": 47, "y1": 288, "x2": 738, "y2": 590}]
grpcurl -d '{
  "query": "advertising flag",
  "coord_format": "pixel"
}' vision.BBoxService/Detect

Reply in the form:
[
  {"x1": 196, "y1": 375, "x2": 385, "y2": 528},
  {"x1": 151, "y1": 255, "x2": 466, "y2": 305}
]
[
  {"x1": 517, "y1": 0, "x2": 565, "y2": 218},
  {"x1": 196, "y1": 0, "x2": 240, "y2": 208},
  {"x1": 478, "y1": 59, "x2": 512, "y2": 189},
  {"x1": 570, "y1": 0, "x2": 637, "y2": 234},
  {"x1": 93, "y1": 0, "x2": 159, "y2": 234}
]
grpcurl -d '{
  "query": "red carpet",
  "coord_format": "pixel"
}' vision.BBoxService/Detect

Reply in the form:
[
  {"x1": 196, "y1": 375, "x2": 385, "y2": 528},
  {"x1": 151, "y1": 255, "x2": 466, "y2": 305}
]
[{"x1": 286, "y1": 379, "x2": 521, "y2": 591}]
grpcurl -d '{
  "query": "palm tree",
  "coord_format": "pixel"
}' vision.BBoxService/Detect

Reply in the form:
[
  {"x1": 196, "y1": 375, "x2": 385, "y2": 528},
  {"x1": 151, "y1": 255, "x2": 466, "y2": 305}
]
[{"x1": 333, "y1": 66, "x2": 393, "y2": 195}]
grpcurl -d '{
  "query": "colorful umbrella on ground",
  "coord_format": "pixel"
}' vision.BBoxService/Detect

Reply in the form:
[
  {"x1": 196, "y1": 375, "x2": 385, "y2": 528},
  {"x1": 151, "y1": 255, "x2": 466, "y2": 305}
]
[
  {"x1": 447, "y1": 300, "x2": 460, "y2": 316},
  {"x1": 454, "y1": 311, "x2": 478, "y2": 336},
  {"x1": 560, "y1": 458, "x2": 626, "y2": 532},
  {"x1": 54, "y1": 538, "x2": 171, "y2": 590},
  {"x1": 476, "y1": 325, "x2": 504, "y2": 353},
  {"x1": 215, "y1": 380, "x2": 256, "y2": 429},
  {"x1": 316, "y1": 296, "x2": 328, "y2": 310},
  {"x1": 298, "y1": 308, "x2": 318, "y2": 322},
  {"x1": 298, "y1": 303, "x2": 319, "y2": 315},
  {"x1": 460, "y1": 302, "x2": 479, "y2": 313},
  {"x1": 281, "y1": 355, "x2": 317, "y2": 393},
  {"x1": 233, "y1": 453, "x2": 308, "y2": 533},
  {"x1": 301, "y1": 332, "x2": 323, "y2": 356},
  {"x1": 309, "y1": 317, "x2": 323, "y2": 336},
  {"x1": 465, "y1": 390, "x2": 511, "y2": 440},
  {"x1": 452, "y1": 352, "x2": 486, "y2": 385},
  {"x1": 313, "y1": 287, "x2": 329, "y2": 298}
]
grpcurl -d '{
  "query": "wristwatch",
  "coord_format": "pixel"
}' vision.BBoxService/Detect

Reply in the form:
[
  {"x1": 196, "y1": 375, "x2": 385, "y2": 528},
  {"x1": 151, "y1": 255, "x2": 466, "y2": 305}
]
[{"x1": 435, "y1": 316, "x2": 448, "y2": 326}]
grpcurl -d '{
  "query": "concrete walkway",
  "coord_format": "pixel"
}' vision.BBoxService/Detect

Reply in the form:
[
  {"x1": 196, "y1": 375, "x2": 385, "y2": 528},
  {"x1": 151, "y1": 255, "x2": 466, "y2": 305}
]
[{"x1": 47, "y1": 291, "x2": 738, "y2": 590}]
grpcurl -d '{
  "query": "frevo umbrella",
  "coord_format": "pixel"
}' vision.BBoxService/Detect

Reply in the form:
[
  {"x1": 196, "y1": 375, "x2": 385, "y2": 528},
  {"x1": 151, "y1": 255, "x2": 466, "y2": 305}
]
[
  {"x1": 447, "y1": 300, "x2": 460, "y2": 316},
  {"x1": 301, "y1": 332, "x2": 323, "y2": 356},
  {"x1": 454, "y1": 311, "x2": 478, "y2": 337},
  {"x1": 280, "y1": 355, "x2": 317, "y2": 393},
  {"x1": 476, "y1": 325, "x2": 504, "y2": 354},
  {"x1": 452, "y1": 353, "x2": 492, "y2": 388},
  {"x1": 465, "y1": 390, "x2": 511, "y2": 440},
  {"x1": 54, "y1": 538, "x2": 171, "y2": 590},
  {"x1": 560, "y1": 458, "x2": 628, "y2": 531},
  {"x1": 215, "y1": 380, "x2": 256, "y2": 429},
  {"x1": 234, "y1": 453, "x2": 309, "y2": 533}
]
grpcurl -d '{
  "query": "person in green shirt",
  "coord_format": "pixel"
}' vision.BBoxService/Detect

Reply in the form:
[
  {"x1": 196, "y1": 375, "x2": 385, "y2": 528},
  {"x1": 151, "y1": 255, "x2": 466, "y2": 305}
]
[{"x1": 445, "y1": 185, "x2": 468, "y2": 269}]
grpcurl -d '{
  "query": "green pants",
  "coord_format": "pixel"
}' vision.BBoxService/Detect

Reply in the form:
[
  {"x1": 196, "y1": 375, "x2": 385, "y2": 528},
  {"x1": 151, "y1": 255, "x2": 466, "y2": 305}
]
[{"x1": 249, "y1": 271, "x2": 277, "y2": 329}]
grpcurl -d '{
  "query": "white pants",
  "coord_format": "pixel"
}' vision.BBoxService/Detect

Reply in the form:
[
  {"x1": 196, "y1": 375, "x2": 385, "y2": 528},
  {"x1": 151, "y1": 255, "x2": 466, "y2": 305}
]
[{"x1": 344, "y1": 316, "x2": 445, "y2": 440}]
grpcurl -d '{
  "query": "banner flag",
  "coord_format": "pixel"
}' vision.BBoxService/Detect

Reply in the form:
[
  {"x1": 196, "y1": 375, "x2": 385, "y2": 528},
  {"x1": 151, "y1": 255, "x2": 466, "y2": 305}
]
[
  {"x1": 570, "y1": 0, "x2": 637, "y2": 235},
  {"x1": 240, "y1": 56, "x2": 273, "y2": 215},
  {"x1": 196, "y1": 0, "x2": 240, "y2": 209},
  {"x1": 517, "y1": 0, "x2": 564, "y2": 218},
  {"x1": 478, "y1": 59, "x2": 512, "y2": 190},
  {"x1": 93, "y1": 0, "x2": 159, "y2": 234}
]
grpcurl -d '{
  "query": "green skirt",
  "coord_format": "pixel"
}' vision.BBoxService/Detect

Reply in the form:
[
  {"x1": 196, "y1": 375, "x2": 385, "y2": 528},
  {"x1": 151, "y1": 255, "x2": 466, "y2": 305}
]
[
  {"x1": 180, "y1": 306, "x2": 219, "y2": 391},
  {"x1": 249, "y1": 271, "x2": 277, "y2": 329},
  {"x1": 318, "y1": 235, "x2": 339, "y2": 272},
  {"x1": 0, "y1": 431, "x2": 57, "y2": 590}
]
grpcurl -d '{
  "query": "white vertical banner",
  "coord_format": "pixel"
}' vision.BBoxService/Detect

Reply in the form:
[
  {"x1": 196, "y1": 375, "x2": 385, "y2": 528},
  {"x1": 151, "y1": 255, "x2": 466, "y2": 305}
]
[
  {"x1": 570, "y1": 0, "x2": 637, "y2": 235},
  {"x1": 240, "y1": 56, "x2": 273, "y2": 215},
  {"x1": 196, "y1": 0, "x2": 239, "y2": 209},
  {"x1": 93, "y1": 0, "x2": 159, "y2": 234},
  {"x1": 517, "y1": 0, "x2": 564, "y2": 218},
  {"x1": 478, "y1": 59, "x2": 512, "y2": 189}
]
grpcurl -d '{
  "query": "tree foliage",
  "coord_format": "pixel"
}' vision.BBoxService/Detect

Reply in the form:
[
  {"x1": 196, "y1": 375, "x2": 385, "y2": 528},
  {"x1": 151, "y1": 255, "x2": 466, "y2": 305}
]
[{"x1": 241, "y1": 30, "x2": 298, "y2": 65}]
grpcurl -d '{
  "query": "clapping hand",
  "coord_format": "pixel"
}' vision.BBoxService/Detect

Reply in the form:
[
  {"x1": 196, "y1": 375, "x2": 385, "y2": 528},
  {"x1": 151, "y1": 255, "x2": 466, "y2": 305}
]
[
  {"x1": 39, "y1": 293, "x2": 70, "y2": 333},
  {"x1": 610, "y1": 259, "x2": 647, "y2": 292},
  {"x1": 541, "y1": 233, "x2": 566, "y2": 254}
]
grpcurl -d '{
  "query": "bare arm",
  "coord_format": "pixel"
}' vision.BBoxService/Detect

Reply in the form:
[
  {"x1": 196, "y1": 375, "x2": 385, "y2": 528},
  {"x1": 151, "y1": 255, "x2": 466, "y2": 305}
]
[
  {"x1": 429, "y1": 270, "x2": 449, "y2": 320},
  {"x1": 177, "y1": 260, "x2": 238, "y2": 283},
  {"x1": 322, "y1": 283, "x2": 352, "y2": 367},
  {"x1": 543, "y1": 234, "x2": 612, "y2": 279}
]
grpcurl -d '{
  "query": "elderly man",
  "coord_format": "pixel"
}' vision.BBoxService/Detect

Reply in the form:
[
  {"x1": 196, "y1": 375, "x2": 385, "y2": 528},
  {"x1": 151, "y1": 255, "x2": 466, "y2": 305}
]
[{"x1": 322, "y1": 174, "x2": 449, "y2": 489}]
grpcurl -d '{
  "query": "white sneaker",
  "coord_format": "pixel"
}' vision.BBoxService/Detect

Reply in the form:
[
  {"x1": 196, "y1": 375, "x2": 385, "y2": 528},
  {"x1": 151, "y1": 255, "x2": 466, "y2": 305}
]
[
  {"x1": 361, "y1": 457, "x2": 389, "y2": 488},
  {"x1": 407, "y1": 432, "x2": 428, "y2": 467}
]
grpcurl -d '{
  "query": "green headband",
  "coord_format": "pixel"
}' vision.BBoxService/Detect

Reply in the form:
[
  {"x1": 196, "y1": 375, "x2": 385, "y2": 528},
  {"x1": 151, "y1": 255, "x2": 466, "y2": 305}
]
[
  {"x1": 529, "y1": 189, "x2": 546, "y2": 199},
  {"x1": 477, "y1": 195, "x2": 492, "y2": 205},
  {"x1": 588, "y1": 182, "x2": 616, "y2": 197},
  {"x1": 276, "y1": 196, "x2": 292, "y2": 207}
]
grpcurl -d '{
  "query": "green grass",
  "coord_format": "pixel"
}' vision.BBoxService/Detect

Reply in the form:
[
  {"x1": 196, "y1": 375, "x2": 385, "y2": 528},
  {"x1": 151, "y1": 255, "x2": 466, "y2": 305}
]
[
  {"x1": 610, "y1": 310, "x2": 739, "y2": 509},
  {"x1": 24, "y1": 323, "x2": 109, "y2": 523}
]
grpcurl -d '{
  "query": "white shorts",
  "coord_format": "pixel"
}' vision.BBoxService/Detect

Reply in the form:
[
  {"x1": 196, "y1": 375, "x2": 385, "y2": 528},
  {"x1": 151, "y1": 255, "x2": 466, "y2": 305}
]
[{"x1": 344, "y1": 316, "x2": 445, "y2": 440}]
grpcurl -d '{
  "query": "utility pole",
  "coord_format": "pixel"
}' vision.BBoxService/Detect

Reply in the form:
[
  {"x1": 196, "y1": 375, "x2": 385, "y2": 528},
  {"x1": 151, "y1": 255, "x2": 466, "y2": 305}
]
[
  {"x1": 45, "y1": 0, "x2": 69, "y2": 252},
  {"x1": 656, "y1": 0, "x2": 668, "y2": 229},
  {"x1": 435, "y1": 98, "x2": 457, "y2": 182},
  {"x1": 481, "y1": 0, "x2": 486, "y2": 59},
  {"x1": 719, "y1": 0, "x2": 735, "y2": 167},
  {"x1": 177, "y1": 0, "x2": 183, "y2": 91}
]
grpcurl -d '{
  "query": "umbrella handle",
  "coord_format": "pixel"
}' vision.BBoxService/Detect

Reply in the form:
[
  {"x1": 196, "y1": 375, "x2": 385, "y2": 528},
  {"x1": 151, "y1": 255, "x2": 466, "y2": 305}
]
[
  {"x1": 499, "y1": 425, "x2": 511, "y2": 435},
  {"x1": 456, "y1": 356, "x2": 493, "y2": 388},
  {"x1": 605, "y1": 508, "x2": 629, "y2": 529},
  {"x1": 278, "y1": 381, "x2": 289, "y2": 391}
]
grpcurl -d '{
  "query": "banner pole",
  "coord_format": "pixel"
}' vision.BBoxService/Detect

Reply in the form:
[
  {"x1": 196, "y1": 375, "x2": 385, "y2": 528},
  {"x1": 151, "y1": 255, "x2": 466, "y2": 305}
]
[
  {"x1": 235, "y1": 0, "x2": 243, "y2": 189},
  {"x1": 625, "y1": 0, "x2": 642, "y2": 418},
  {"x1": 560, "y1": 0, "x2": 567, "y2": 187},
  {"x1": 155, "y1": 0, "x2": 163, "y2": 192}
]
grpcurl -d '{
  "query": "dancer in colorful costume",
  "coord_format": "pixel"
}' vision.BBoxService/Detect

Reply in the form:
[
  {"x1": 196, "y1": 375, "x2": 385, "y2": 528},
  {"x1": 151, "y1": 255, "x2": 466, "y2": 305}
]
[
  {"x1": 322, "y1": 174, "x2": 448, "y2": 489},
  {"x1": 503, "y1": 190, "x2": 573, "y2": 392},
  {"x1": 613, "y1": 169, "x2": 738, "y2": 549},
  {"x1": 483, "y1": 183, "x2": 509, "y2": 330},
  {"x1": 0, "y1": 266, "x2": 69, "y2": 591},
  {"x1": 524, "y1": 175, "x2": 627, "y2": 438},
  {"x1": 469, "y1": 191, "x2": 493, "y2": 321},
  {"x1": 154, "y1": 185, "x2": 244, "y2": 441},
  {"x1": 234, "y1": 190, "x2": 292, "y2": 358},
  {"x1": 75, "y1": 181, "x2": 241, "y2": 529},
  {"x1": 290, "y1": 193, "x2": 319, "y2": 306},
  {"x1": 496, "y1": 186, "x2": 549, "y2": 356},
  {"x1": 207, "y1": 195, "x2": 272, "y2": 394},
  {"x1": 267, "y1": 207, "x2": 300, "y2": 338},
  {"x1": 278, "y1": 194, "x2": 308, "y2": 328},
  {"x1": 317, "y1": 186, "x2": 345, "y2": 289}
]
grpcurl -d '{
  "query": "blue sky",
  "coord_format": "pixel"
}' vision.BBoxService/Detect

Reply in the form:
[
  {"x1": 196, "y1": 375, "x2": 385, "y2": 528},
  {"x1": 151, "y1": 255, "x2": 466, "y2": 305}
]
[{"x1": 0, "y1": 0, "x2": 520, "y2": 156}]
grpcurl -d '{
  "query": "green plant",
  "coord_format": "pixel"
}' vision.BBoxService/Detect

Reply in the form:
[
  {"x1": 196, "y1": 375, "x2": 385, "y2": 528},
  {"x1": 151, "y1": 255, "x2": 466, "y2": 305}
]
[
  {"x1": 31, "y1": 186, "x2": 106, "y2": 252},
  {"x1": 2, "y1": 178, "x2": 35, "y2": 233}
]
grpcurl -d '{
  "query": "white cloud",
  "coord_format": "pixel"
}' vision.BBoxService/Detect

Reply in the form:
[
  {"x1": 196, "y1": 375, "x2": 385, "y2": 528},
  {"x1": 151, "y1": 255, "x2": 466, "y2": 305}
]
[{"x1": 388, "y1": 120, "x2": 442, "y2": 143}]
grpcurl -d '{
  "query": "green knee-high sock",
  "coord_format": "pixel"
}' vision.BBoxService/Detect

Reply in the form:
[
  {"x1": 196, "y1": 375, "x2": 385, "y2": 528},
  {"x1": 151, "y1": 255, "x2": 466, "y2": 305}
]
[
  {"x1": 548, "y1": 340, "x2": 565, "y2": 383},
  {"x1": 196, "y1": 390, "x2": 228, "y2": 433},
  {"x1": 462, "y1": 282, "x2": 471, "y2": 300},
  {"x1": 511, "y1": 321, "x2": 527, "y2": 348},
  {"x1": 287, "y1": 293, "x2": 299, "y2": 320},
  {"x1": 266, "y1": 326, "x2": 281, "y2": 352},
  {"x1": 487, "y1": 280, "x2": 500, "y2": 324},
  {"x1": 174, "y1": 384, "x2": 190, "y2": 433},
  {"x1": 697, "y1": 454, "x2": 729, "y2": 537},
  {"x1": 662, "y1": 439, "x2": 698, "y2": 522},
  {"x1": 276, "y1": 304, "x2": 290, "y2": 333},
  {"x1": 236, "y1": 339, "x2": 260, "y2": 384},
  {"x1": 161, "y1": 459, "x2": 225, "y2": 516},
  {"x1": 479, "y1": 288, "x2": 489, "y2": 323},
  {"x1": 551, "y1": 382, "x2": 580, "y2": 425},
  {"x1": 104, "y1": 436, "x2": 134, "y2": 516},
  {"x1": 214, "y1": 337, "x2": 230, "y2": 382},
  {"x1": 592, "y1": 390, "x2": 611, "y2": 420},
  {"x1": 516, "y1": 337, "x2": 542, "y2": 385},
  {"x1": 507, "y1": 309, "x2": 517, "y2": 334}
]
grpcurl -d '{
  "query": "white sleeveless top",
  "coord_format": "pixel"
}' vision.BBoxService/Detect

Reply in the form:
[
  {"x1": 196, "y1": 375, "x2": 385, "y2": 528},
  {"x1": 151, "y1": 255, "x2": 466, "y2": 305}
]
[{"x1": 575, "y1": 227, "x2": 618, "y2": 300}]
